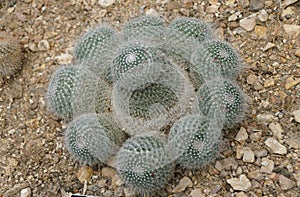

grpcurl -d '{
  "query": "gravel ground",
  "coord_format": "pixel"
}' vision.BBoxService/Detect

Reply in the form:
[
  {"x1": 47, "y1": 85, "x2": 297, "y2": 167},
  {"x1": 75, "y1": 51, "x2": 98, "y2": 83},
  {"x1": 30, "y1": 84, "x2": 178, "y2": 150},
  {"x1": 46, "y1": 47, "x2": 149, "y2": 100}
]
[{"x1": 0, "y1": 0, "x2": 299, "y2": 196}]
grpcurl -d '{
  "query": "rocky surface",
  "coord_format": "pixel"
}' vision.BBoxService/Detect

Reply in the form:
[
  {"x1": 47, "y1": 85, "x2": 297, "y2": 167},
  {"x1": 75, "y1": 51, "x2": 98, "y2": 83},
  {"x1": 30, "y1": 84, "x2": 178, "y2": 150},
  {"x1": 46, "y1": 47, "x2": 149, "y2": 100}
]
[{"x1": 0, "y1": 0, "x2": 299, "y2": 196}]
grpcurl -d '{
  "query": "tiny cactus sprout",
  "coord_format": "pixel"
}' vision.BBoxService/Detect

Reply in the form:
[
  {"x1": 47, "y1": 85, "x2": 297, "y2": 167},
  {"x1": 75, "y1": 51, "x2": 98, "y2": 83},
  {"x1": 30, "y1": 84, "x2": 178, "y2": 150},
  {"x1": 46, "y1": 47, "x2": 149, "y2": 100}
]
[
  {"x1": 0, "y1": 32, "x2": 24, "y2": 77},
  {"x1": 122, "y1": 15, "x2": 165, "y2": 44},
  {"x1": 194, "y1": 78, "x2": 246, "y2": 126},
  {"x1": 46, "y1": 65, "x2": 78, "y2": 119},
  {"x1": 167, "y1": 114, "x2": 222, "y2": 169},
  {"x1": 116, "y1": 133, "x2": 174, "y2": 195},
  {"x1": 64, "y1": 113, "x2": 125, "y2": 164},
  {"x1": 190, "y1": 39, "x2": 243, "y2": 79}
]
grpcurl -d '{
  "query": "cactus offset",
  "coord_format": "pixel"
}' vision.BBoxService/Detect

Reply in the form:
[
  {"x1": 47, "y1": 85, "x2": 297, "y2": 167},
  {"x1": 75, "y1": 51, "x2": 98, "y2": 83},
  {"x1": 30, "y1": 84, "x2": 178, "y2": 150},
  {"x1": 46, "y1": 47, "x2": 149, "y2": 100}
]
[
  {"x1": 64, "y1": 113, "x2": 125, "y2": 164},
  {"x1": 168, "y1": 114, "x2": 221, "y2": 169},
  {"x1": 116, "y1": 133, "x2": 173, "y2": 195},
  {"x1": 0, "y1": 32, "x2": 24, "y2": 77}
]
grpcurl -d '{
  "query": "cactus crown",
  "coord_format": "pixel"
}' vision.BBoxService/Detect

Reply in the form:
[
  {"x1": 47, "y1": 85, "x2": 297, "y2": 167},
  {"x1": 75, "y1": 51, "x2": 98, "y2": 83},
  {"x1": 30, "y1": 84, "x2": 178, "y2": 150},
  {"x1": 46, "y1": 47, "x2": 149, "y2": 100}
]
[{"x1": 47, "y1": 16, "x2": 247, "y2": 195}]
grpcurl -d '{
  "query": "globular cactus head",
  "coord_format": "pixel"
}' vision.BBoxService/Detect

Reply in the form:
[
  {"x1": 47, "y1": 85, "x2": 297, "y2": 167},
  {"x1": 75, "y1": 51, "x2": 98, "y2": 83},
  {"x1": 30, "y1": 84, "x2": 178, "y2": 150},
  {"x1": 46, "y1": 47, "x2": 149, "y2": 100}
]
[
  {"x1": 74, "y1": 25, "x2": 119, "y2": 75},
  {"x1": 122, "y1": 15, "x2": 165, "y2": 44},
  {"x1": 167, "y1": 114, "x2": 222, "y2": 169},
  {"x1": 164, "y1": 17, "x2": 213, "y2": 59},
  {"x1": 116, "y1": 132, "x2": 174, "y2": 195},
  {"x1": 112, "y1": 62, "x2": 194, "y2": 136},
  {"x1": 0, "y1": 32, "x2": 24, "y2": 77},
  {"x1": 191, "y1": 40, "x2": 243, "y2": 80},
  {"x1": 64, "y1": 113, "x2": 125, "y2": 165},
  {"x1": 110, "y1": 43, "x2": 159, "y2": 82},
  {"x1": 46, "y1": 65, "x2": 77, "y2": 119},
  {"x1": 194, "y1": 78, "x2": 246, "y2": 126}
]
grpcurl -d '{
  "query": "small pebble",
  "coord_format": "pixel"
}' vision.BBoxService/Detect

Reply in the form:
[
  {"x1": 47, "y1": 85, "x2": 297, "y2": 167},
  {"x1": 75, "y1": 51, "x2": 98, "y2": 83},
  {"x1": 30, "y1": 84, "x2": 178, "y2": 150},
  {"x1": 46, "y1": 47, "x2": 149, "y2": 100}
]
[
  {"x1": 264, "y1": 79, "x2": 274, "y2": 88},
  {"x1": 293, "y1": 109, "x2": 300, "y2": 123},
  {"x1": 227, "y1": 175, "x2": 251, "y2": 191},
  {"x1": 295, "y1": 48, "x2": 300, "y2": 58},
  {"x1": 235, "y1": 127, "x2": 248, "y2": 142},
  {"x1": 285, "y1": 76, "x2": 300, "y2": 90},
  {"x1": 249, "y1": 0, "x2": 265, "y2": 11},
  {"x1": 98, "y1": 0, "x2": 115, "y2": 7},
  {"x1": 242, "y1": 148, "x2": 255, "y2": 163},
  {"x1": 101, "y1": 167, "x2": 117, "y2": 178},
  {"x1": 55, "y1": 54, "x2": 73, "y2": 65},
  {"x1": 76, "y1": 165, "x2": 93, "y2": 183},
  {"x1": 260, "y1": 158, "x2": 274, "y2": 174},
  {"x1": 239, "y1": 17, "x2": 256, "y2": 31},
  {"x1": 37, "y1": 39, "x2": 50, "y2": 51},
  {"x1": 264, "y1": 137, "x2": 287, "y2": 155},
  {"x1": 262, "y1": 42, "x2": 276, "y2": 51},
  {"x1": 283, "y1": 24, "x2": 300, "y2": 37},
  {"x1": 190, "y1": 188, "x2": 203, "y2": 197},
  {"x1": 172, "y1": 176, "x2": 193, "y2": 193},
  {"x1": 269, "y1": 122, "x2": 283, "y2": 139},
  {"x1": 279, "y1": 175, "x2": 295, "y2": 190},
  {"x1": 258, "y1": 9, "x2": 268, "y2": 22},
  {"x1": 20, "y1": 188, "x2": 31, "y2": 197},
  {"x1": 254, "y1": 25, "x2": 267, "y2": 38}
]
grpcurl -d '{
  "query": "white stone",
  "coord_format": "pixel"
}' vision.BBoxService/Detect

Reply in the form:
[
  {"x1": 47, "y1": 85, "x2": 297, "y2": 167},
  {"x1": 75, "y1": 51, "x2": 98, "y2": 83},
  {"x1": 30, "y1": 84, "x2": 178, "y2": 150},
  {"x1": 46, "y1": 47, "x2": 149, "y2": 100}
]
[
  {"x1": 269, "y1": 122, "x2": 283, "y2": 139},
  {"x1": 258, "y1": 9, "x2": 268, "y2": 22},
  {"x1": 228, "y1": 14, "x2": 238, "y2": 21},
  {"x1": 284, "y1": 24, "x2": 300, "y2": 37},
  {"x1": 98, "y1": 0, "x2": 115, "y2": 7},
  {"x1": 235, "y1": 127, "x2": 248, "y2": 142},
  {"x1": 262, "y1": 42, "x2": 276, "y2": 51},
  {"x1": 239, "y1": 17, "x2": 256, "y2": 31},
  {"x1": 282, "y1": 0, "x2": 298, "y2": 7},
  {"x1": 37, "y1": 39, "x2": 50, "y2": 51},
  {"x1": 172, "y1": 176, "x2": 193, "y2": 193},
  {"x1": 264, "y1": 137, "x2": 287, "y2": 155},
  {"x1": 242, "y1": 148, "x2": 255, "y2": 163},
  {"x1": 227, "y1": 175, "x2": 251, "y2": 191},
  {"x1": 20, "y1": 188, "x2": 31, "y2": 197},
  {"x1": 145, "y1": 8, "x2": 159, "y2": 17},
  {"x1": 55, "y1": 53, "x2": 73, "y2": 65},
  {"x1": 190, "y1": 188, "x2": 203, "y2": 197},
  {"x1": 293, "y1": 109, "x2": 300, "y2": 123},
  {"x1": 260, "y1": 158, "x2": 274, "y2": 174}
]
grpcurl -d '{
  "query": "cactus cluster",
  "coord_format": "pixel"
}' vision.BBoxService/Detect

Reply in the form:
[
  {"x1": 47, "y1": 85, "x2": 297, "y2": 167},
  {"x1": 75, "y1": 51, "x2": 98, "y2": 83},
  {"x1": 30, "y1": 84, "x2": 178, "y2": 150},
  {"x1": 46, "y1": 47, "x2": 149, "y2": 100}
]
[
  {"x1": 46, "y1": 16, "x2": 247, "y2": 195},
  {"x1": 0, "y1": 32, "x2": 24, "y2": 77}
]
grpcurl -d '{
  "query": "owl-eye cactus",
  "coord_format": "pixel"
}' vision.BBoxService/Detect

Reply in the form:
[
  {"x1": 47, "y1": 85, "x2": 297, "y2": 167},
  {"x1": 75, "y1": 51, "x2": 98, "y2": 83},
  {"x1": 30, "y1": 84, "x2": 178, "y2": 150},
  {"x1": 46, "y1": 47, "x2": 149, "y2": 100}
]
[
  {"x1": 167, "y1": 114, "x2": 222, "y2": 169},
  {"x1": 0, "y1": 32, "x2": 24, "y2": 77},
  {"x1": 191, "y1": 39, "x2": 243, "y2": 79},
  {"x1": 194, "y1": 78, "x2": 246, "y2": 126},
  {"x1": 116, "y1": 133, "x2": 174, "y2": 195},
  {"x1": 64, "y1": 113, "x2": 125, "y2": 164}
]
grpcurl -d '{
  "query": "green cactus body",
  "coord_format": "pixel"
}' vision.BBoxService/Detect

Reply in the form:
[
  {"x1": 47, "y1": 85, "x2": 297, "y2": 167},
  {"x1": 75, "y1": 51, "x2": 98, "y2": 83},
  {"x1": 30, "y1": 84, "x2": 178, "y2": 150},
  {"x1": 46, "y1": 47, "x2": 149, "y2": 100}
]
[
  {"x1": 165, "y1": 17, "x2": 213, "y2": 59},
  {"x1": 116, "y1": 134, "x2": 173, "y2": 195},
  {"x1": 168, "y1": 114, "x2": 221, "y2": 169},
  {"x1": 112, "y1": 62, "x2": 194, "y2": 135},
  {"x1": 111, "y1": 44, "x2": 158, "y2": 81},
  {"x1": 64, "y1": 113, "x2": 125, "y2": 164},
  {"x1": 191, "y1": 40, "x2": 242, "y2": 79},
  {"x1": 0, "y1": 33, "x2": 23, "y2": 77},
  {"x1": 196, "y1": 79, "x2": 246, "y2": 126},
  {"x1": 46, "y1": 66, "x2": 77, "y2": 119},
  {"x1": 129, "y1": 83, "x2": 178, "y2": 120},
  {"x1": 123, "y1": 15, "x2": 165, "y2": 44}
]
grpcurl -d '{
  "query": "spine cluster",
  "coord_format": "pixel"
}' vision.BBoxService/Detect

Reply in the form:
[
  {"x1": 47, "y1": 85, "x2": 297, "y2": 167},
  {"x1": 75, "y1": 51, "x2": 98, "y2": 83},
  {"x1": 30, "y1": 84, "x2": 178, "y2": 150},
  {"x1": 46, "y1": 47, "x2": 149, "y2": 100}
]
[{"x1": 46, "y1": 15, "x2": 247, "y2": 195}]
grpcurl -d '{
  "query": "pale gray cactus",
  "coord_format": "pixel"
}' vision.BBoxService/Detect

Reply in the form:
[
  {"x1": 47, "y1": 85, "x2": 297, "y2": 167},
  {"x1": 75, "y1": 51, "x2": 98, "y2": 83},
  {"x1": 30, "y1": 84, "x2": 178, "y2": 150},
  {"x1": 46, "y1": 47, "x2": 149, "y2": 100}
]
[
  {"x1": 116, "y1": 132, "x2": 174, "y2": 195},
  {"x1": 64, "y1": 113, "x2": 125, "y2": 164}
]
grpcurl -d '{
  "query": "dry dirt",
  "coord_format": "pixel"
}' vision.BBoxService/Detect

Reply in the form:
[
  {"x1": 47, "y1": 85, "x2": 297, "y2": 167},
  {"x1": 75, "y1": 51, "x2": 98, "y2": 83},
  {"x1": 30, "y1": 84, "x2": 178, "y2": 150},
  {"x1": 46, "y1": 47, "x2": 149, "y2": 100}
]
[{"x1": 0, "y1": 0, "x2": 299, "y2": 197}]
